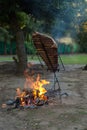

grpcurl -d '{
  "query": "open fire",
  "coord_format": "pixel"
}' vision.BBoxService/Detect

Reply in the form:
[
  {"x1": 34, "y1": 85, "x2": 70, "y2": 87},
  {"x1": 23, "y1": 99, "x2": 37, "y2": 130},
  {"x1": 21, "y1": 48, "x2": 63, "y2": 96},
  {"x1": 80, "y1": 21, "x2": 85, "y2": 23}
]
[
  {"x1": 2, "y1": 70, "x2": 50, "y2": 109},
  {"x1": 15, "y1": 73, "x2": 50, "y2": 108}
]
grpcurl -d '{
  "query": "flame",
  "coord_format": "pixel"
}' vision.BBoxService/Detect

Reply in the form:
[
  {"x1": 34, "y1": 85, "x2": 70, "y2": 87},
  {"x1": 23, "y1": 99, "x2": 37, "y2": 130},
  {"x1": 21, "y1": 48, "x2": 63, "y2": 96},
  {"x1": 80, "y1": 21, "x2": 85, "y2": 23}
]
[
  {"x1": 32, "y1": 74, "x2": 49, "y2": 98},
  {"x1": 16, "y1": 73, "x2": 50, "y2": 106},
  {"x1": 16, "y1": 88, "x2": 26, "y2": 106}
]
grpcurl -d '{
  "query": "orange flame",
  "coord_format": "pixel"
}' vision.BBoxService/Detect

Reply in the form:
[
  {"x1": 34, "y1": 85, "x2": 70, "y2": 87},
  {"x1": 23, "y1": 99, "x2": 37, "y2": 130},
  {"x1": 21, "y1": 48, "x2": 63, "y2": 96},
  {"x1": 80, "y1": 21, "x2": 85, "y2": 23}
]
[
  {"x1": 16, "y1": 73, "x2": 50, "y2": 106},
  {"x1": 33, "y1": 74, "x2": 49, "y2": 96},
  {"x1": 16, "y1": 88, "x2": 26, "y2": 106}
]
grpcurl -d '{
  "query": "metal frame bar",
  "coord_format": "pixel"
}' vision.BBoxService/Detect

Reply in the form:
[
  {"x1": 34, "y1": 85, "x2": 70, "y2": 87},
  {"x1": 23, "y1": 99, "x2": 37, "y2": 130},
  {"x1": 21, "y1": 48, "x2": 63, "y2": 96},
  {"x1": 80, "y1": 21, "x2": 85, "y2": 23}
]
[
  {"x1": 55, "y1": 40, "x2": 65, "y2": 71},
  {"x1": 39, "y1": 37, "x2": 61, "y2": 93},
  {"x1": 58, "y1": 54, "x2": 65, "y2": 71},
  {"x1": 33, "y1": 35, "x2": 68, "y2": 101},
  {"x1": 37, "y1": 53, "x2": 44, "y2": 68}
]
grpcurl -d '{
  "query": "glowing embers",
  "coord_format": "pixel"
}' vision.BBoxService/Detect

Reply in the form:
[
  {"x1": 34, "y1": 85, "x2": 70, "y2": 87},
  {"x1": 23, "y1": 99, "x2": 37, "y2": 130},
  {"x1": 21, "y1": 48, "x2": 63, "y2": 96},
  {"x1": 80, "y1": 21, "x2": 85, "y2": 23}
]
[
  {"x1": 15, "y1": 88, "x2": 48, "y2": 108},
  {"x1": 5, "y1": 73, "x2": 50, "y2": 109}
]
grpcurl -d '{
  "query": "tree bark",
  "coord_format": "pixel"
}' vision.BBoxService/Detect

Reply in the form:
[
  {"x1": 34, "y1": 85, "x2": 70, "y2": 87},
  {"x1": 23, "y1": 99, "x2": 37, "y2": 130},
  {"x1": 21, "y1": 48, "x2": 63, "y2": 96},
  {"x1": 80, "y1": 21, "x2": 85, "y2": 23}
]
[
  {"x1": 9, "y1": 13, "x2": 27, "y2": 73},
  {"x1": 15, "y1": 30, "x2": 27, "y2": 73}
]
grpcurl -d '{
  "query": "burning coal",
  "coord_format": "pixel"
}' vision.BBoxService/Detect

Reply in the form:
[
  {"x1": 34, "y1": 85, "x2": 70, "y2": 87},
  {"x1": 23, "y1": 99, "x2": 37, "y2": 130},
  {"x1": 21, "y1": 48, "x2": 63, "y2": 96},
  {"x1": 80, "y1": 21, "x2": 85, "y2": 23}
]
[
  {"x1": 15, "y1": 73, "x2": 50, "y2": 108},
  {"x1": 2, "y1": 71, "x2": 50, "y2": 109}
]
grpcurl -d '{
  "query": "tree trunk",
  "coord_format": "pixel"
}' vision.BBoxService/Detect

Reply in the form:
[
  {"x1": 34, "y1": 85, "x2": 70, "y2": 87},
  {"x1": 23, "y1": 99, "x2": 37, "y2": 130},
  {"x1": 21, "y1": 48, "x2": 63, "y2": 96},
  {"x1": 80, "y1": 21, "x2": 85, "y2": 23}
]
[
  {"x1": 15, "y1": 30, "x2": 27, "y2": 73},
  {"x1": 9, "y1": 13, "x2": 27, "y2": 73}
]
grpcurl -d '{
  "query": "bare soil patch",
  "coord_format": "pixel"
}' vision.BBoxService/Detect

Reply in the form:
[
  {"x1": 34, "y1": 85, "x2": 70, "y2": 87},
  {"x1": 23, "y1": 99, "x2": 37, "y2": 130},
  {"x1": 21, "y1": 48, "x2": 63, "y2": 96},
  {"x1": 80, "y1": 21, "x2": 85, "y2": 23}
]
[{"x1": 0, "y1": 62, "x2": 87, "y2": 130}]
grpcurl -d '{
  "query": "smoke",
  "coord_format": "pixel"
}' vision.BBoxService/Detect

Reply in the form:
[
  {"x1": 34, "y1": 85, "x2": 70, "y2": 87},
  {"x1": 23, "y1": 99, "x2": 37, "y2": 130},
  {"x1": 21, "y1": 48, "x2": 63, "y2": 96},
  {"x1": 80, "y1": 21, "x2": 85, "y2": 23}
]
[
  {"x1": 52, "y1": 0, "x2": 87, "y2": 39},
  {"x1": 57, "y1": 37, "x2": 74, "y2": 45},
  {"x1": 20, "y1": 0, "x2": 87, "y2": 42}
]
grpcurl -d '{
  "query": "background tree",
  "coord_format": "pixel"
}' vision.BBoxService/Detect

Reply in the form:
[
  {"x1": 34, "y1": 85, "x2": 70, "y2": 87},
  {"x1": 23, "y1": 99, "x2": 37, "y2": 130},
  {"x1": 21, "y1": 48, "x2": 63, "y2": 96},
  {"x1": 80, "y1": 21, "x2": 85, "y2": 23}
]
[
  {"x1": 0, "y1": 0, "x2": 28, "y2": 73},
  {"x1": 1, "y1": 0, "x2": 87, "y2": 73},
  {"x1": 77, "y1": 21, "x2": 87, "y2": 53},
  {"x1": 0, "y1": 0, "x2": 60, "y2": 73}
]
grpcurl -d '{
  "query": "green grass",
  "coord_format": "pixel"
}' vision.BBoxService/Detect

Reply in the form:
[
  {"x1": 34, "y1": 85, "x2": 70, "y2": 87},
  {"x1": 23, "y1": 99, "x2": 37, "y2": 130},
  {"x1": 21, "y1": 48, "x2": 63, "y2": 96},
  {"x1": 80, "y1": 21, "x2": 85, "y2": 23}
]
[
  {"x1": 0, "y1": 55, "x2": 13, "y2": 62},
  {"x1": 60, "y1": 54, "x2": 87, "y2": 64},
  {"x1": 0, "y1": 54, "x2": 87, "y2": 64},
  {"x1": 0, "y1": 55, "x2": 38, "y2": 62}
]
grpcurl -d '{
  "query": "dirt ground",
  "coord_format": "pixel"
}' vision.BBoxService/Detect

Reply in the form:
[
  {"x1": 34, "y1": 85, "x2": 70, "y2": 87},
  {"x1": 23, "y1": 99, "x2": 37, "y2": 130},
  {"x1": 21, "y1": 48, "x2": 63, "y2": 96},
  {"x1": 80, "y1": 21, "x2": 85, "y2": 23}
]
[{"x1": 0, "y1": 62, "x2": 87, "y2": 130}]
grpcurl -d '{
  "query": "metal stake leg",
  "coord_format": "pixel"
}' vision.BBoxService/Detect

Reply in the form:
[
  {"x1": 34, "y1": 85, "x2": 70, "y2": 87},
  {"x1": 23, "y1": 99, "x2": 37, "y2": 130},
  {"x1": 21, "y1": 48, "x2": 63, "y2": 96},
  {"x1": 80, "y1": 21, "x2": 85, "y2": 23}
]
[
  {"x1": 53, "y1": 72, "x2": 61, "y2": 101},
  {"x1": 58, "y1": 55, "x2": 65, "y2": 71},
  {"x1": 37, "y1": 53, "x2": 44, "y2": 68}
]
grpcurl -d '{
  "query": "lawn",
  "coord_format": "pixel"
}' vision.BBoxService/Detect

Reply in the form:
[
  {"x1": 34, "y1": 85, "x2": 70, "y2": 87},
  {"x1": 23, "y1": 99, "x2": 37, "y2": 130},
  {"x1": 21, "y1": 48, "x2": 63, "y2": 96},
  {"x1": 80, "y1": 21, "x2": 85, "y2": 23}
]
[
  {"x1": 0, "y1": 54, "x2": 87, "y2": 64},
  {"x1": 60, "y1": 54, "x2": 87, "y2": 64}
]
